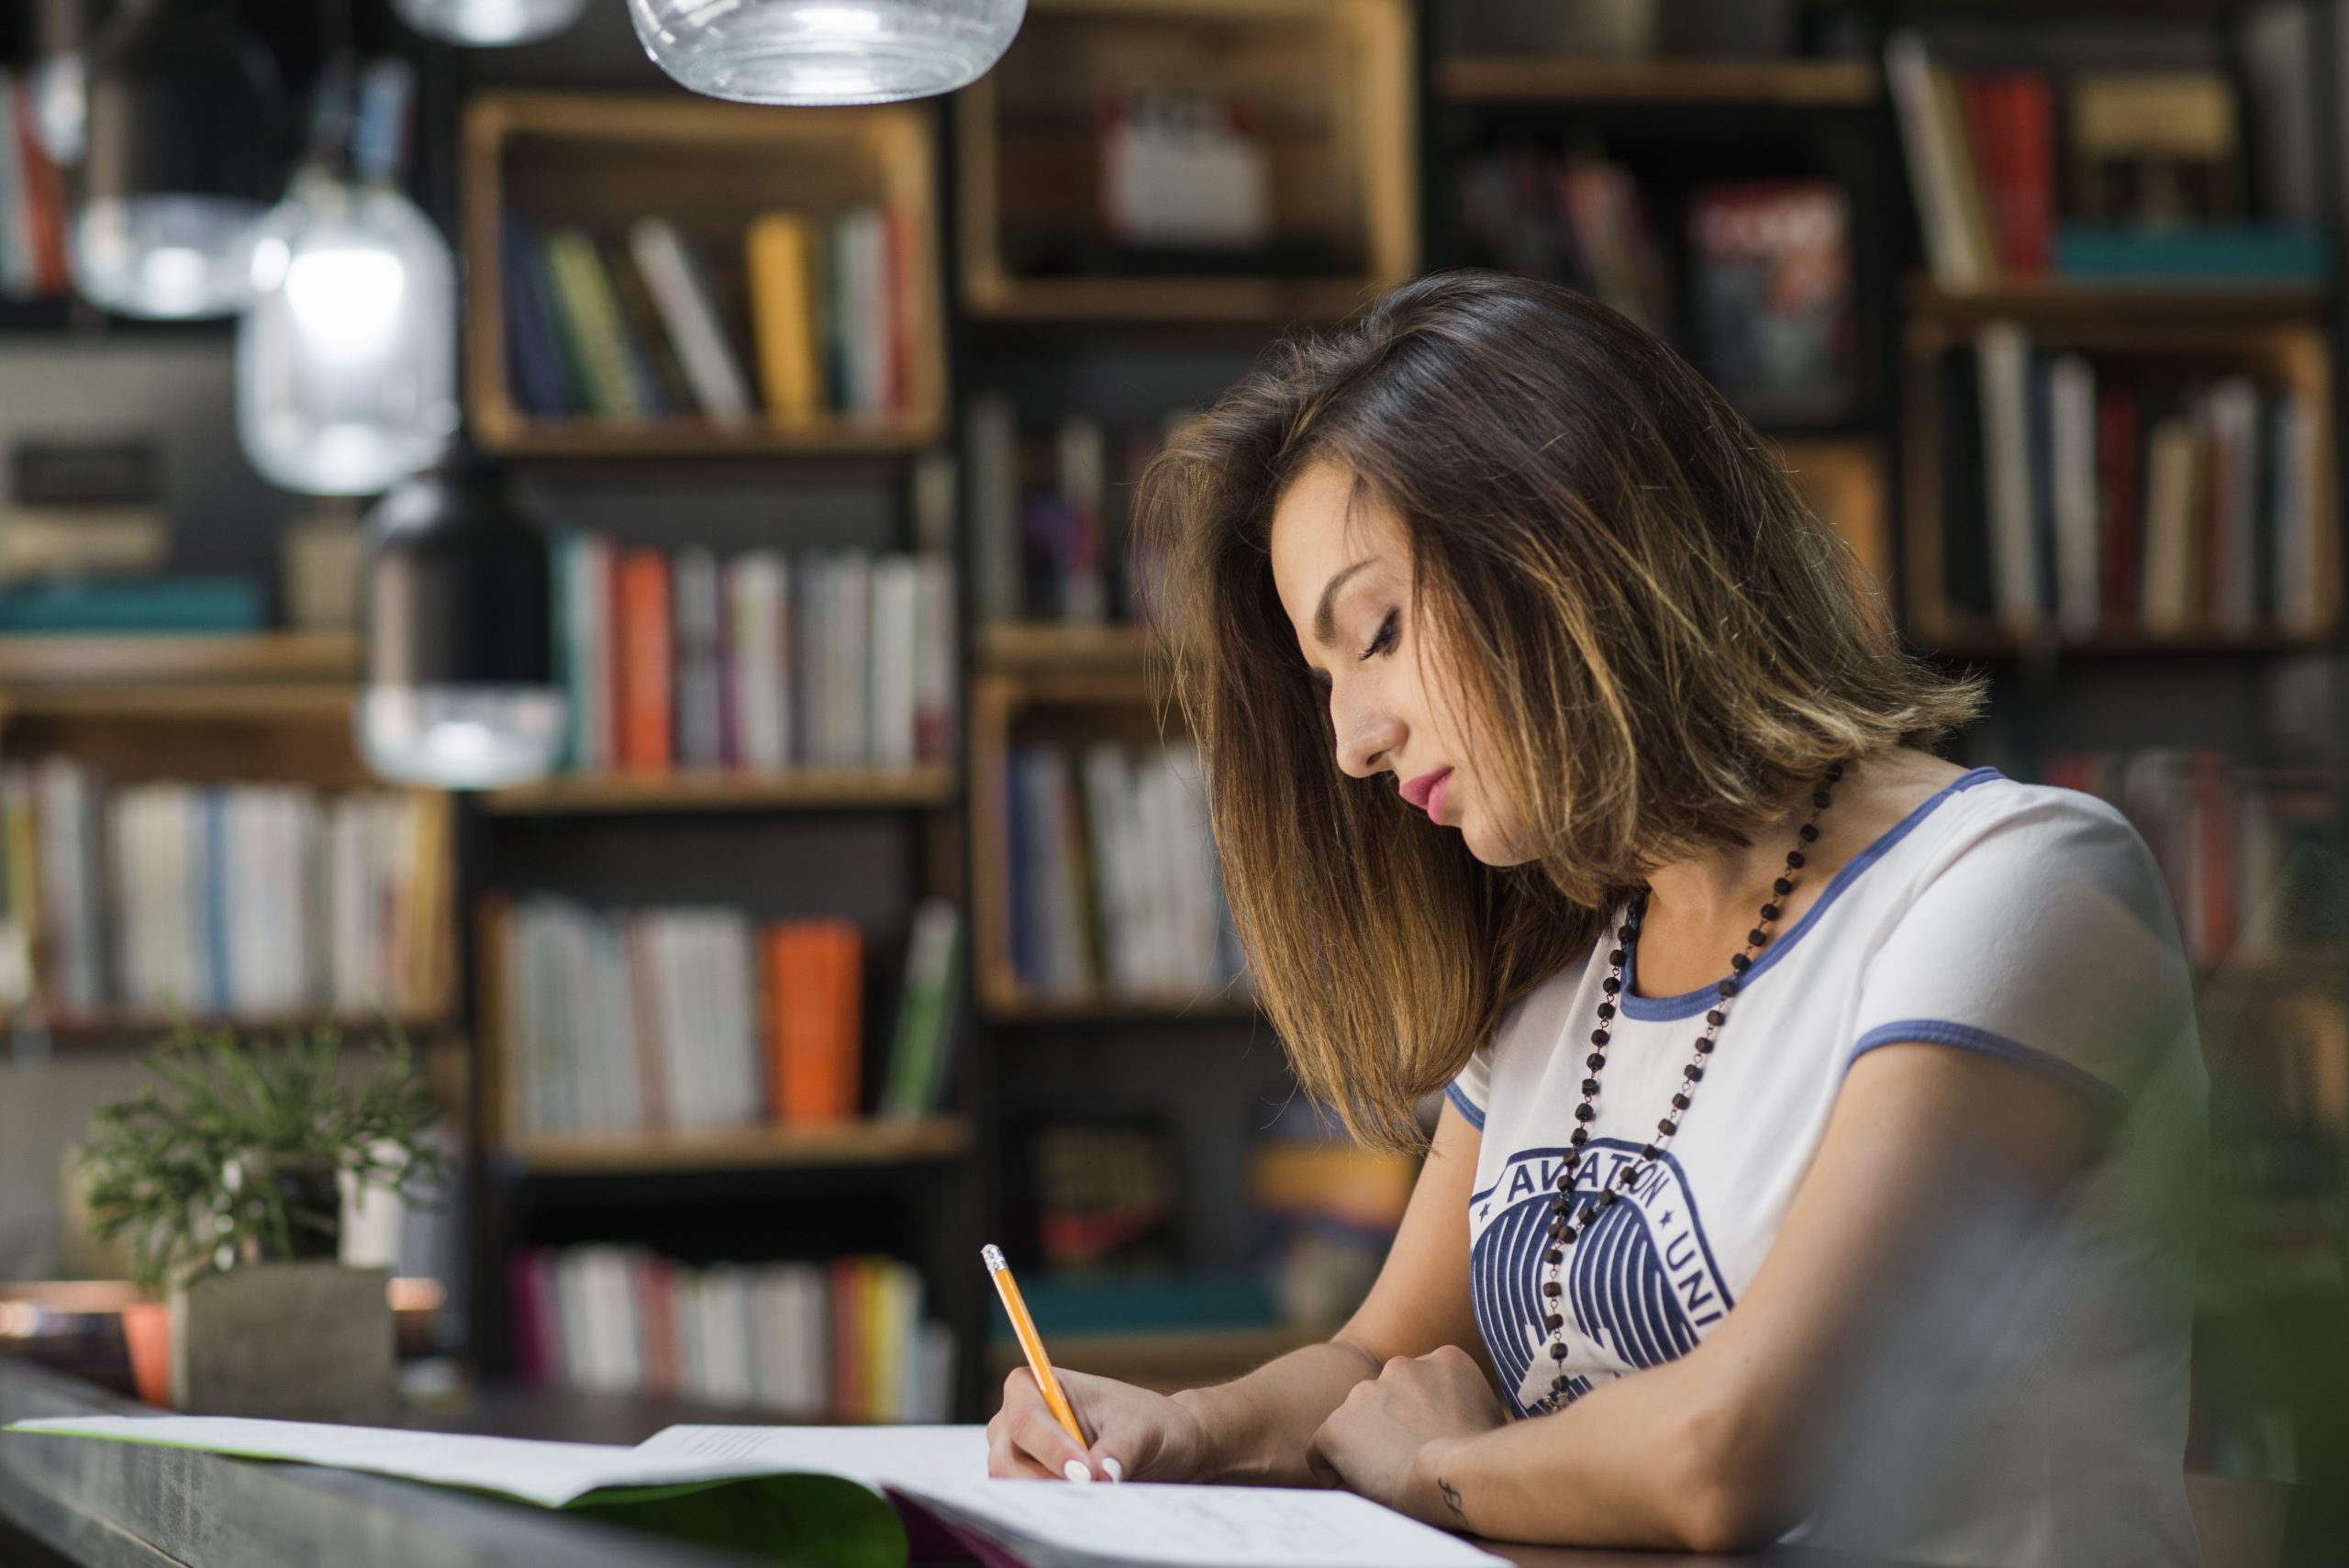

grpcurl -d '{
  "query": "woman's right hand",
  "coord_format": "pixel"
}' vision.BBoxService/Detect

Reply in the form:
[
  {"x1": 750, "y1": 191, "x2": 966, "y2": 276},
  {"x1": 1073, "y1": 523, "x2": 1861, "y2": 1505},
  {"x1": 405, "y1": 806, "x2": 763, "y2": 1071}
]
[{"x1": 985, "y1": 1366, "x2": 1211, "y2": 1483}]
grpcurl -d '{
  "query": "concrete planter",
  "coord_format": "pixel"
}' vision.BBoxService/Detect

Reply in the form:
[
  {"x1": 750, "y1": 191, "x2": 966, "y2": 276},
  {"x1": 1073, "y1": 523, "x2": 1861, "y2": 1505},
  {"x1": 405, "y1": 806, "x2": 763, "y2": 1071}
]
[{"x1": 169, "y1": 1262, "x2": 394, "y2": 1422}]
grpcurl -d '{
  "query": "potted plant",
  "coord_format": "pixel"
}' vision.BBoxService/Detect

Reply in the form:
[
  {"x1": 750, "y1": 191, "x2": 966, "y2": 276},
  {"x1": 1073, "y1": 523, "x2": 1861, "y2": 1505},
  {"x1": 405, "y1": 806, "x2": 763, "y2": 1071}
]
[{"x1": 79, "y1": 1018, "x2": 450, "y2": 1422}]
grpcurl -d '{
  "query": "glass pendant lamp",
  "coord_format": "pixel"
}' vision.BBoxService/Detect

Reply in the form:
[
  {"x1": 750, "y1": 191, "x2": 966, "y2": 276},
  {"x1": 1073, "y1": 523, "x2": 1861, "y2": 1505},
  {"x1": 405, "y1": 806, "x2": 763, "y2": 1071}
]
[
  {"x1": 73, "y1": 0, "x2": 284, "y2": 318},
  {"x1": 239, "y1": 61, "x2": 459, "y2": 496},
  {"x1": 391, "y1": 0, "x2": 592, "y2": 49},
  {"x1": 627, "y1": 0, "x2": 1026, "y2": 106},
  {"x1": 358, "y1": 450, "x2": 565, "y2": 790}
]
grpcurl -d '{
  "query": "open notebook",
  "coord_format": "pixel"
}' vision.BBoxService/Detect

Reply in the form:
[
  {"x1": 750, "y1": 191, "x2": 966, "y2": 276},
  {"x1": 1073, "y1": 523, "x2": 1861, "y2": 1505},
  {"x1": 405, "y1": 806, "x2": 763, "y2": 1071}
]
[{"x1": 3, "y1": 1416, "x2": 1505, "y2": 1568}]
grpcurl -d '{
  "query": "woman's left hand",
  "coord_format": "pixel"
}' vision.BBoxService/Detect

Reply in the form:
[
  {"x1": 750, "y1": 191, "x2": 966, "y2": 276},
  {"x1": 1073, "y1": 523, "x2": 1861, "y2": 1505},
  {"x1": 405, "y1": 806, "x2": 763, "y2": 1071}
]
[{"x1": 1307, "y1": 1344, "x2": 1508, "y2": 1527}]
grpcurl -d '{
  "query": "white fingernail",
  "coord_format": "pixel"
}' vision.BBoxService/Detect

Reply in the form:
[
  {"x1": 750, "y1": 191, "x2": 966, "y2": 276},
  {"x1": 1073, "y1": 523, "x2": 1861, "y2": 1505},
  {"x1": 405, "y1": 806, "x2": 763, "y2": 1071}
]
[
  {"x1": 1063, "y1": 1460, "x2": 1093, "y2": 1484},
  {"x1": 1102, "y1": 1457, "x2": 1124, "y2": 1483}
]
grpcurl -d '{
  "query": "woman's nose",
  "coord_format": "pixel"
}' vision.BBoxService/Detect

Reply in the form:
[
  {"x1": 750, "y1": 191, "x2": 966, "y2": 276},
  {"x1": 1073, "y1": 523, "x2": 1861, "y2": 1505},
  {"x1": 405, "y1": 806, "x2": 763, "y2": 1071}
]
[{"x1": 1332, "y1": 699, "x2": 1404, "y2": 779}]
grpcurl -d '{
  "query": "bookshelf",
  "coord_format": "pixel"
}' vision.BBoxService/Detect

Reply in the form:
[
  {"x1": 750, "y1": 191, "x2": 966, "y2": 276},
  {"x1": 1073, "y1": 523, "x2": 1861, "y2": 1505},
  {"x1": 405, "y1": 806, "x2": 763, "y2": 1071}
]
[
  {"x1": 1899, "y1": 306, "x2": 2339, "y2": 652},
  {"x1": 460, "y1": 92, "x2": 948, "y2": 457},
  {"x1": 0, "y1": 634, "x2": 461, "y2": 1041},
  {"x1": 496, "y1": 1118, "x2": 974, "y2": 1176},
  {"x1": 953, "y1": 0, "x2": 1417, "y2": 325},
  {"x1": 482, "y1": 766, "x2": 958, "y2": 817},
  {"x1": 1434, "y1": 58, "x2": 1881, "y2": 106}
]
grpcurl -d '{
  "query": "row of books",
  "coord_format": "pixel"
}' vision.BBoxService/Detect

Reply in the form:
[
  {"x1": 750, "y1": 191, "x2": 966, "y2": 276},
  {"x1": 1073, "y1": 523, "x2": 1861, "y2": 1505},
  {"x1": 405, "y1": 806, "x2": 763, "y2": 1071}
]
[
  {"x1": 1937, "y1": 339, "x2": 2329, "y2": 640},
  {"x1": 1002, "y1": 742, "x2": 1244, "y2": 1000},
  {"x1": 1457, "y1": 150, "x2": 1857, "y2": 427},
  {"x1": 0, "y1": 72, "x2": 69, "y2": 301},
  {"x1": 492, "y1": 896, "x2": 961, "y2": 1138},
  {"x1": 553, "y1": 539, "x2": 954, "y2": 775},
  {"x1": 507, "y1": 1247, "x2": 952, "y2": 1422},
  {"x1": 503, "y1": 208, "x2": 917, "y2": 427},
  {"x1": 1251, "y1": 1099, "x2": 1418, "y2": 1328},
  {"x1": 964, "y1": 399, "x2": 1166, "y2": 628},
  {"x1": 1887, "y1": 35, "x2": 2321, "y2": 286},
  {"x1": 2030, "y1": 751, "x2": 2334, "y2": 969},
  {"x1": 0, "y1": 762, "x2": 449, "y2": 1018}
]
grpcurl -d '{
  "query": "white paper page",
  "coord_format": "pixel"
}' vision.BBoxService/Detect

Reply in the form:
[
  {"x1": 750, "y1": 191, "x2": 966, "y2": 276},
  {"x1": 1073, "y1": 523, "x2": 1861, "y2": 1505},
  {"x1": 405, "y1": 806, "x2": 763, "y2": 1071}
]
[
  {"x1": 639, "y1": 1423, "x2": 990, "y2": 1492},
  {"x1": 1, "y1": 1415, "x2": 802, "y2": 1508},
  {"x1": 902, "y1": 1479, "x2": 1508, "y2": 1568}
]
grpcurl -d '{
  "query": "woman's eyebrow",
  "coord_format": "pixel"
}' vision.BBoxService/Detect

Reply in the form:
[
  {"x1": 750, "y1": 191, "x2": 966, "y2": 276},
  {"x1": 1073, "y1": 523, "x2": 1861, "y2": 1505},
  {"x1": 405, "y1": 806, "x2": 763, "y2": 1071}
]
[{"x1": 1312, "y1": 558, "x2": 1380, "y2": 646}]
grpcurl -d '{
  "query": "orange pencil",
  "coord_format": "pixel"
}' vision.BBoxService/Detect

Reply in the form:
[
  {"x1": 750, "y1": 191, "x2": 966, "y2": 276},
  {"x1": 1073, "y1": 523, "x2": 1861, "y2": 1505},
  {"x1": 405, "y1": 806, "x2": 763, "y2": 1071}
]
[{"x1": 983, "y1": 1243, "x2": 1087, "y2": 1454}]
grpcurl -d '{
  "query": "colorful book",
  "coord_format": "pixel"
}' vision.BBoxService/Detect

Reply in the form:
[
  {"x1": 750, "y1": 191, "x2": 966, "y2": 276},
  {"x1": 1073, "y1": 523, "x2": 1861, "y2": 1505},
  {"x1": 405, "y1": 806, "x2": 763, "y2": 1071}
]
[
  {"x1": 615, "y1": 549, "x2": 674, "y2": 772},
  {"x1": 744, "y1": 211, "x2": 823, "y2": 424},
  {"x1": 628, "y1": 217, "x2": 754, "y2": 423}
]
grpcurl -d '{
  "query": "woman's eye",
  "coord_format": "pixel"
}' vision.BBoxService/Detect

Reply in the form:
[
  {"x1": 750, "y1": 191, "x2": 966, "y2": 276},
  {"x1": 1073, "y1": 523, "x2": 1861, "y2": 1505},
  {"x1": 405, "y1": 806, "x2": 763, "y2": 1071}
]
[{"x1": 1361, "y1": 607, "x2": 1400, "y2": 661}]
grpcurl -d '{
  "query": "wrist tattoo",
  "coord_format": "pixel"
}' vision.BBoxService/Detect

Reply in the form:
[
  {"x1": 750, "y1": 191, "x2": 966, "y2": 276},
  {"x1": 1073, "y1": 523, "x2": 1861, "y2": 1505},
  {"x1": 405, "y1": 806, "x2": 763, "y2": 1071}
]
[{"x1": 1438, "y1": 1474, "x2": 1469, "y2": 1531}]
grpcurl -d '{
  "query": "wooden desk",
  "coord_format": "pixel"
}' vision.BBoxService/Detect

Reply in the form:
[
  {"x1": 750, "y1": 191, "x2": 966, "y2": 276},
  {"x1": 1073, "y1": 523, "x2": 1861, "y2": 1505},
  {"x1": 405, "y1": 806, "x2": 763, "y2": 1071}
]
[{"x1": 0, "y1": 1357, "x2": 1908, "y2": 1568}]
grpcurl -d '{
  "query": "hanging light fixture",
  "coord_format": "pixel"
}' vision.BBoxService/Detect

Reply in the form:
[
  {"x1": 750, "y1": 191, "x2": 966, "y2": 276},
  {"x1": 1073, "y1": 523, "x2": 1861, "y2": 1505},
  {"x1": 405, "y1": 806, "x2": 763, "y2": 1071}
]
[
  {"x1": 390, "y1": 0, "x2": 591, "y2": 50},
  {"x1": 627, "y1": 0, "x2": 1026, "y2": 106},
  {"x1": 239, "y1": 59, "x2": 459, "y2": 496},
  {"x1": 27, "y1": 0, "x2": 90, "y2": 167},
  {"x1": 358, "y1": 450, "x2": 565, "y2": 790},
  {"x1": 73, "y1": 0, "x2": 284, "y2": 318}
]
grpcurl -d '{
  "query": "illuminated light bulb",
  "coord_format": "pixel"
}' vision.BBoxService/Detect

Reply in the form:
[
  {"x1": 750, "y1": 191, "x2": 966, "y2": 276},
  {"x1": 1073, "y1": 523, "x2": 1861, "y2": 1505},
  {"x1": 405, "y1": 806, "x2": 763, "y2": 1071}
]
[
  {"x1": 390, "y1": 0, "x2": 593, "y2": 49},
  {"x1": 72, "y1": 0, "x2": 282, "y2": 318},
  {"x1": 628, "y1": 0, "x2": 1025, "y2": 106}
]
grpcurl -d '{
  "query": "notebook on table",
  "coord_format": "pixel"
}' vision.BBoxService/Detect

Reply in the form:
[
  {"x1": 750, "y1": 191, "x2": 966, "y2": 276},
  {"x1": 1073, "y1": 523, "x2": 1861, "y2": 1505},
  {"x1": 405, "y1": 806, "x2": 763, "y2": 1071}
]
[{"x1": 4, "y1": 1415, "x2": 1505, "y2": 1568}]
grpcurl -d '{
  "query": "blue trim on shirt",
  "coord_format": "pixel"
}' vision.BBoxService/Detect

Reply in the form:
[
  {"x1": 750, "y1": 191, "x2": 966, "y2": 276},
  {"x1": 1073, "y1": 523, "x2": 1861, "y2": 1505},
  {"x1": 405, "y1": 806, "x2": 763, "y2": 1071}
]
[
  {"x1": 1846, "y1": 1018, "x2": 2127, "y2": 1113},
  {"x1": 1620, "y1": 766, "x2": 2005, "y2": 1021},
  {"x1": 1444, "y1": 1082, "x2": 1486, "y2": 1130}
]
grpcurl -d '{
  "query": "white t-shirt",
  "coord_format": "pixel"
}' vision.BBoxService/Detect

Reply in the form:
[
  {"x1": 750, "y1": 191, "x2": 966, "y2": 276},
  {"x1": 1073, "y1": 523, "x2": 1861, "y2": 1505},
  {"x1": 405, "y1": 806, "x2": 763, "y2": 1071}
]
[{"x1": 1445, "y1": 767, "x2": 2206, "y2": 1568}]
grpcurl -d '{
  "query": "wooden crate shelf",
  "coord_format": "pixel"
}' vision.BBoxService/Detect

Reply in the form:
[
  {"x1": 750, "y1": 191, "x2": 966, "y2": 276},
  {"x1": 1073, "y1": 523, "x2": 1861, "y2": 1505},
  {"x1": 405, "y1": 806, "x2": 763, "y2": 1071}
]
[
  {"x1": 1905, "y1": 276, "x2": 2328, "y2": 332},
  {"x1": 20, "y1": 1008, "x2": 453, "y2": 1044},
  {"x1": 956, "y1": 0, "x2": 1416, "y2": 325},
  {"x1": 0, "y1": 633, "x2": 355, "y2": 687},
  {"x1": 1436, "y1": 57, "x2": 1879, "y2": 107},
  {"x1": 979, "y1": 984, "x2": 1256, "y2": 1024},
  {"x1": 1900, "y1": 318, "x2": 2339, "y2": 651},
  {"x1": 483, "y1": 765, "x2": 958, "y2": 815},
  {"x1": 974, "y1": 622, "x2": 1152, "y2": 673},
  {"x1": 500, "y1": 1118, "x2": 973, "y2": 1175},
  {"x1": 462, "y1": 91, "x2": 947, "y2": 458}
]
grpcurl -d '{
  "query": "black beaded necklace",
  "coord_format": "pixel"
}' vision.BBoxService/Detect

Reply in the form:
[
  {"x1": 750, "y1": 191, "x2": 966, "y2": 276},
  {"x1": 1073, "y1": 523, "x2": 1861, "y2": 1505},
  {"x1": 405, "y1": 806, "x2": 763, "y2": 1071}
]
[{"x1": 1530, "y1": 761, "x2": 1845, "y2": 1412}]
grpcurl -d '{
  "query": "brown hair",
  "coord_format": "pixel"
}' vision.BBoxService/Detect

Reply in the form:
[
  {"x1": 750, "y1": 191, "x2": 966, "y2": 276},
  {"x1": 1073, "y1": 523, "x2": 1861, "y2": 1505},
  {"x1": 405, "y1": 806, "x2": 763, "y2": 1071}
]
[{"x1": 1138, "y1": 271, "x2": 1986, "y2": 1151}]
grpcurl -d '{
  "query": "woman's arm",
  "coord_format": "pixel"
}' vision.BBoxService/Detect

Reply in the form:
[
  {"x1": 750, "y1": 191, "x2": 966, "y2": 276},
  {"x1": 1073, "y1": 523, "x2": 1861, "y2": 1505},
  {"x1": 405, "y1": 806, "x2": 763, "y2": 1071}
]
[
  {"x1": 989, "y1": 1097, "x2": 1497, "y2": 1483},
  {"x1": 1172, "y1": 1097, "x2": 1497, "y2": 1484},
  {"x1": 1316, "y1": 1041, "x2": 2102, "y2": 1549}
]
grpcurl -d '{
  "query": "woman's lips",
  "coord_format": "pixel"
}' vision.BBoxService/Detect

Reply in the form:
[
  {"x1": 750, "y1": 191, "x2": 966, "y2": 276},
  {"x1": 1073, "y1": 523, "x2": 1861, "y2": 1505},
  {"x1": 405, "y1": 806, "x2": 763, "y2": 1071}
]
[{"x1": 1399, "y1": 767, "x2": 1453, "y2": 820}]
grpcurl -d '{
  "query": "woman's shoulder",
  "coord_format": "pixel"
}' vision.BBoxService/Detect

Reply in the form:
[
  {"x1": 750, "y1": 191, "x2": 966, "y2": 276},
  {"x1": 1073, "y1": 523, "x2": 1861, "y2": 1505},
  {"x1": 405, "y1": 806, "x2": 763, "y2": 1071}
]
[
  {"x1": 1904, "y1": 769, "x2": 2153, "y2": 881},
  {"x1": 1876, "y1": 768, "x2": 2186, "y2": 965}
]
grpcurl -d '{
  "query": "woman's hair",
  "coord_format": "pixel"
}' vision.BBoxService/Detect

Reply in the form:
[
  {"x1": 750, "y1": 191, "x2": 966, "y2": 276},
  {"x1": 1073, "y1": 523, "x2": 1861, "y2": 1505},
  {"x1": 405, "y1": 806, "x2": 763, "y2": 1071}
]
[{"x1": 1138, "y1": 271, "x2": 1987, "y2": 1151}]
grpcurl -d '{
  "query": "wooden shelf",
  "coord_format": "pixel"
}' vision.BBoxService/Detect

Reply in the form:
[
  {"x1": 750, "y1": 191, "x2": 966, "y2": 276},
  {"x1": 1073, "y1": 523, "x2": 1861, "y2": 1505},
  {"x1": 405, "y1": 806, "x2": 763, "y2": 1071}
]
[
  {"x1": 476, "y1": 417, "x2": 941, "y2": 462},
  {"x1": 1906, "y1": 276, "x2": 2329, "y2": 332},
  {"x1": 984, "y1": 1321, "x2": 1336, "y2": 1396},
  {"x1": 1918, "y1": 626, "x2": 2343, "y2": 659},
  {"x1": 18, "y1": 1008, "x2": 453, "y2": 1045},
  {"x1": 981, "y1": 986, "x2": 1258, "y2": 1025},
  {"x1": 0, "y1": 633, "x2": 355, "y2": 687},
  {"x1": 482, "y1": 765, "x2": 958, "y2": 815},
  {"x1": 462, "y1": 91, "x2": 947, "y2": 457},
  {"x1": 500, "y1": 1117, "x2": 973, "y2": 1175},
  {"x1": 1437, "y1": 57, "x2": 1879, "y2": 107},
  {"x1": 957, "y1": 0, "x2": 1416, "y2": 325},
  {"x1": 975, "y1": 623, "x2": 1152, "y2": 673}
]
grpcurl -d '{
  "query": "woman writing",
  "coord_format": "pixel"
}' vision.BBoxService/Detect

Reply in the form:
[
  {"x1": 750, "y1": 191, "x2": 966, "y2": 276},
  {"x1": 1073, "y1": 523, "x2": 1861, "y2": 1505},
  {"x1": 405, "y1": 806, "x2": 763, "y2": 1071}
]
[{"x1": 986, "y1": 272, "x2": 2204, "y2": 1566}]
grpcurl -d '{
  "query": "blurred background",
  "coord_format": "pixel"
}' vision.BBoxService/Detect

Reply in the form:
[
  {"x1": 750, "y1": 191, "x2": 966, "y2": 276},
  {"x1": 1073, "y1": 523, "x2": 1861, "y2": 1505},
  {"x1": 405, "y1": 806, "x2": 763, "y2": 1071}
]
[{"x1": 0, "y1": 0, "x2": 2338, "y2": 1541}]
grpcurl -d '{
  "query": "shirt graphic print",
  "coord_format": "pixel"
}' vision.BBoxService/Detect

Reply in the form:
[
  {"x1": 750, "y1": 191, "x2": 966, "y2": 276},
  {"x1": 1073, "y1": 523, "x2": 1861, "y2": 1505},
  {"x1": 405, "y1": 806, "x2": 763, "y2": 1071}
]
[{"x1": 1469, "y1": 1138, "x2": 1734, "y2": 1415}]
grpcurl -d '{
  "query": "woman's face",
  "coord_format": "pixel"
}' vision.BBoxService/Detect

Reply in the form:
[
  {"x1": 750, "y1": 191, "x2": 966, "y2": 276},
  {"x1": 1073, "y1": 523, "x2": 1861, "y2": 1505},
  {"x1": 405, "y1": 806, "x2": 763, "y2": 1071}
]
[{"x1": 1269, "y1": 462, "x2": 1533, "y2": 867}]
